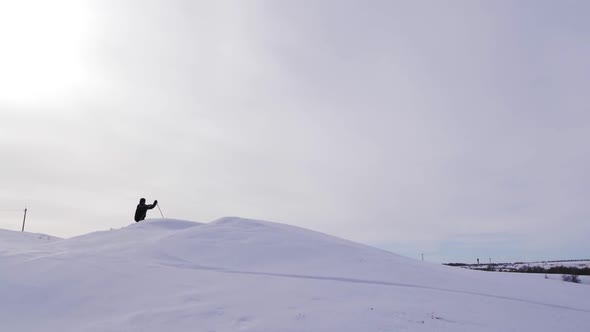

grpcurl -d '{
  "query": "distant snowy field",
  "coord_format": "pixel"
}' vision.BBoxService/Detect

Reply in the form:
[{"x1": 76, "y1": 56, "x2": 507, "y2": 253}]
[
  {"x1": 1, "y1": 217, "x2": 589, "y2": 332},
  {"x1": 462, "y1": 260, "x2": 590, "y2": 270},
  {"x1": 515, "y1": 261, "x2": 590, "y2": 269},
  {"x1": 454, "y1": 259, "x2": 590, "y2": 282}
]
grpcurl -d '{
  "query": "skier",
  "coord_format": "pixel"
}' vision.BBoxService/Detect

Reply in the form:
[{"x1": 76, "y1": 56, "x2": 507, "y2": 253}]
[{"x1": 134, "y1": 198, "x2": 158, "y2": 222}]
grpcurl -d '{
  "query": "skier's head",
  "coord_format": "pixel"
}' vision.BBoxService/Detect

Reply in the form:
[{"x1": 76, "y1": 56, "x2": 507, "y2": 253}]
[{"x1": 139, "y1": 198, "x2": 146, "y2": 204}]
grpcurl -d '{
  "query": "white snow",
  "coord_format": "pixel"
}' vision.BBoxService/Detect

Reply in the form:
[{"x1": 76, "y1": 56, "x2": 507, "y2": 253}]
[
  {"x1": 1, "y1": 217, "x2": 589, "y2": 331},
  {"x1": 0, "y1": 229, "x2": 60, "y2": 254}
]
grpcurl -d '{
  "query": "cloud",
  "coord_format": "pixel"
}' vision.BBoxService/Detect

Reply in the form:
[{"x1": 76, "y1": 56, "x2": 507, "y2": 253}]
[{"x1": 1, "y1": 0, "x2": 588, "y2": 262}]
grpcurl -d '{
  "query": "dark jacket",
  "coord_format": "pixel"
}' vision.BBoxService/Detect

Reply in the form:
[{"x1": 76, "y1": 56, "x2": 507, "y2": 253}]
[{"x1": 134, "y1": 201, "x2": 157, "y2": 222}]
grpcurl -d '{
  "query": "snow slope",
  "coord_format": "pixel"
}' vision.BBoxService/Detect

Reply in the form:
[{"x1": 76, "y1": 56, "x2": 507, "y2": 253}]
[
  {"x1": 1, "y1": 217, "x2": 589, "y2": 331},
  {"x1": 0, "y1": 229, "x2": 60, "y2": 254}
]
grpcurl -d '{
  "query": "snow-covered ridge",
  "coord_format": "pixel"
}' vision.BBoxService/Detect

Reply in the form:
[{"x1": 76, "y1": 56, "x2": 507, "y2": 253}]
[
  {"x1": 0, "y1": 228, "x2": 60, "y2": 253},
  {"x1": 1, "y1": 217, "x2": 590, "y2": 332}
]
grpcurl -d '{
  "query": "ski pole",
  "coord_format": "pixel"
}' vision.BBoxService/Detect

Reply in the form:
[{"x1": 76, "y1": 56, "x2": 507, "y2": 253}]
[{"x1": 157, "y1": 204, "x2": 165, "y2": 218}]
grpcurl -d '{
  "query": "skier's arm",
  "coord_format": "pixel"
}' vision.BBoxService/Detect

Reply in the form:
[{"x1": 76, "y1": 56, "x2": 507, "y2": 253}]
[{"x1": 148, "y1": 200, "x2": 158, "y2": 209}]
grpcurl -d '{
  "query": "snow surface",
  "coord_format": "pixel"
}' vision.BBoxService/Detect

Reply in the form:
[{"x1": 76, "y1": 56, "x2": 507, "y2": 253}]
[{"x1": 1, "y1": 217, "x2": 589, "y2": 331}]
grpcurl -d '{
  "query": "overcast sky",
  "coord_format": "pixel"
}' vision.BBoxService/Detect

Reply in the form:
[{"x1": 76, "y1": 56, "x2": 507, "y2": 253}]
[{"x1": 1, "y1": 0, "x2": 589, "y2": 263}]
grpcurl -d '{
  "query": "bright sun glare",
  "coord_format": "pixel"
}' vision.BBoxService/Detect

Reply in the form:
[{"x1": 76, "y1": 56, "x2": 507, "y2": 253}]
[{"x1": 0, "y1": 0, "x2": 91, "y2": 105}]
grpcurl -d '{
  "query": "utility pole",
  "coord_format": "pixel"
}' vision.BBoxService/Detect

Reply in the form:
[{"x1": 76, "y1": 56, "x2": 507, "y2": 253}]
[{"x1": 21, "y1": 207, "x2": 27, "y2": 232}]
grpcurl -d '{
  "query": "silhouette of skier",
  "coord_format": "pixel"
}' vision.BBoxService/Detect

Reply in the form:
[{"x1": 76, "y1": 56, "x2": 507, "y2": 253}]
[{"x1": 134, "y1": 198, "x2": 158, "y2": 222}]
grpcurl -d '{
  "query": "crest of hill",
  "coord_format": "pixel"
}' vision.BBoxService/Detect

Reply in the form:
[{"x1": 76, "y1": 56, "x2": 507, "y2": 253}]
[
  {"x1": 29, "y1": 217, "x2": 426, "y2": 279},
  {"x1": 73, "y1": 217, "x2": 435, "y2": 281},
  {"x1": 0, "y1": 229, "x2": 60, "y2": 253},
  {"x1": 4, "y1": 217, "x2": 467, "y2": 287}
]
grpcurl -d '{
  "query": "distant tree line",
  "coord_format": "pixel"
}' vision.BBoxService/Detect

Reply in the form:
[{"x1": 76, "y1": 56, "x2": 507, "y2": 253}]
[
  {"x1": 444, "y1": 263, "x2": 590, "y2": 276},
  {"x1": 514, "y1": 259, "x2": 590, "y2": 264},
  {"x1": 516, "y1": 265, "x2": 590, "y2": 276}
]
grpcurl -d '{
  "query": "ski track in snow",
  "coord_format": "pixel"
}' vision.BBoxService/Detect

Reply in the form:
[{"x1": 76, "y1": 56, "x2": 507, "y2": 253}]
[{"x1": 156, "y1": 260, "x2": 590, "y2": 314}]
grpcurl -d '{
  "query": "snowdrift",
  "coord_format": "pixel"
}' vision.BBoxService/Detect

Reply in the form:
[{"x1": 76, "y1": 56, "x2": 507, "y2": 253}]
[
  {"x1": 1, "y1": 217, "x2": 589, "y2": 332},
  {"x1": 0, "y1": 228, "x2": 60, "y2": 254}
]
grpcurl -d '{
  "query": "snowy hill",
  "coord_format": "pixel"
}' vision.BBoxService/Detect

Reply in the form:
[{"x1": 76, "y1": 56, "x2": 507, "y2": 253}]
[
  {"x1": 0, "y1": 228, "x2": 60, "y2": 253},
  {"x1": 1, "y1": 217, "x2": 589, "y2": 331}
]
